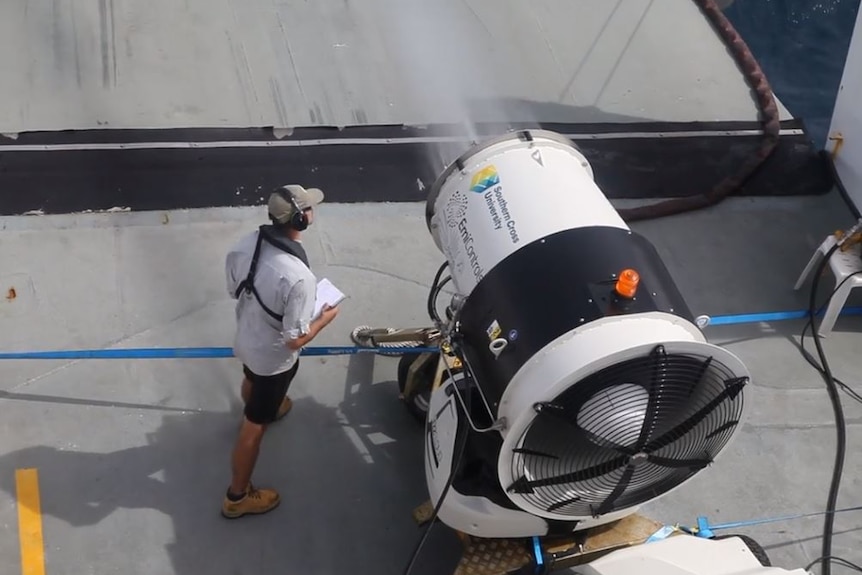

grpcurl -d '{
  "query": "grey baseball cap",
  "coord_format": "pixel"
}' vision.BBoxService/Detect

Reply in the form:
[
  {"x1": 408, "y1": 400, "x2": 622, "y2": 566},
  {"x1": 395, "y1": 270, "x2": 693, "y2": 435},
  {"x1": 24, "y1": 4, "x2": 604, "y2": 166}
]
[{"x1": 268, "y1": 184, "x2": 325, "y2": 224}]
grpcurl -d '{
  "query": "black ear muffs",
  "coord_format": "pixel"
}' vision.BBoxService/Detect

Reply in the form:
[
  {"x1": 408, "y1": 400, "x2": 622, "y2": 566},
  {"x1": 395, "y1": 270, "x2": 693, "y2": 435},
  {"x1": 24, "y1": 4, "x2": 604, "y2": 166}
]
[{"x1": 276, "y1": 188, "x2": 309, "y2": 231}]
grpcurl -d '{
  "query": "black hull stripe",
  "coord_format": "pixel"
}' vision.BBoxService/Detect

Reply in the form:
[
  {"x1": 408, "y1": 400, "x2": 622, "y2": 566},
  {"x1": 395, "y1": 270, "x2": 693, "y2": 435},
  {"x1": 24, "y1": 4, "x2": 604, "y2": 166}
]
[{"x1": 0, "y1": 119, "x2": 831, "y2": 216}]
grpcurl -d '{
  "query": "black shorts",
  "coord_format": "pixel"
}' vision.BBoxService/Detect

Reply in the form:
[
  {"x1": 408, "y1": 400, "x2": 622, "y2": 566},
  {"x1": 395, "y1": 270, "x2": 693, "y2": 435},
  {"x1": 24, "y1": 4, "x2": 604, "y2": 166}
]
[{"x1": 242, "y1": 359, "x2": 300, "y2": 424}]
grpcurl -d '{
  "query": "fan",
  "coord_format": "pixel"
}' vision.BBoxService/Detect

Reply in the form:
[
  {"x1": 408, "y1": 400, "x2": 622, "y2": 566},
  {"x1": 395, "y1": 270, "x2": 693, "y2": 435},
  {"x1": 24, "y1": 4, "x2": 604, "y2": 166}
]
[
  {"x1": 418, "y1": 129, "x2": 751, "y2": 539},
  {"x1": 507, "y1": 343, "x2": 746, "y2": 519}
]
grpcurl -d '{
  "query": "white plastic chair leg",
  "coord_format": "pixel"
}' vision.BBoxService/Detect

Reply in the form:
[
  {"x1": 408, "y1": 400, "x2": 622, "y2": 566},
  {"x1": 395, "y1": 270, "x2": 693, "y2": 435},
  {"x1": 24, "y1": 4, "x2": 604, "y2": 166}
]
[
  {"x1": 817, "y1": 279, "x2": 854, "y2": 337},
  {"x1": 794, "y1": 248, "x2": 824, "y2": 290}
]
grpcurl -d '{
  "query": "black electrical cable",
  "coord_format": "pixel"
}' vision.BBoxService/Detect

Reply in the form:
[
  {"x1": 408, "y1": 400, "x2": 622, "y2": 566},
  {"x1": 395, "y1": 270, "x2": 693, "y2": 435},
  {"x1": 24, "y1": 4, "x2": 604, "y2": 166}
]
[
  {"x1": 401, "y1": 382, "x2": 471, "y2": 575},
  {"x1": 799, "y1": 269, "x2": 862, "y2": 406},
  {"x1": 404, "y1": 267, "x2": 471, "y2": 575},
  {"x1": 805, "y1": 240, "x2": 847, "y2": 575},
  {"x1": 805, "y1": 555, "x2": 862, "y2": 573}
]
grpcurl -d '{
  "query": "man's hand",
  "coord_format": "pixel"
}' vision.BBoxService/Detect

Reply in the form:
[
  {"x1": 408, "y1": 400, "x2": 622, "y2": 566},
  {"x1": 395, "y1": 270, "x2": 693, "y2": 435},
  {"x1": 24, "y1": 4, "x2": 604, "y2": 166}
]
[
  {"x1": 318, "y1": 304, "x2": 339, "y2": 326},
  {"x1": 284, "y1": 304, "x2": 340, "y2": 350}
]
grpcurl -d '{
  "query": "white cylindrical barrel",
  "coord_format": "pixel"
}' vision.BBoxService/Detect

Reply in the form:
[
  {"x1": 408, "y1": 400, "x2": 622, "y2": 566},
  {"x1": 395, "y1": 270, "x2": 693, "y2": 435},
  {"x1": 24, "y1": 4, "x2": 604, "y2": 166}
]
[
  {"x1": 426, "y1": 130, "x2": 629, "y2": 297},
  {"x1": 419, "y1": 129, "x2": 754, "y2": 538}
]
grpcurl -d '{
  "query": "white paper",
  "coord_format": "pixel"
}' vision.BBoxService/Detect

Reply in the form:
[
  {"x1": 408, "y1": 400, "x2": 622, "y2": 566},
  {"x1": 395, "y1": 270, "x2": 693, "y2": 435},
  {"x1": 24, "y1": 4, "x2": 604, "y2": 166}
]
[{"x1": 312, "y1": 278, "x2": 347, "y2": 320}]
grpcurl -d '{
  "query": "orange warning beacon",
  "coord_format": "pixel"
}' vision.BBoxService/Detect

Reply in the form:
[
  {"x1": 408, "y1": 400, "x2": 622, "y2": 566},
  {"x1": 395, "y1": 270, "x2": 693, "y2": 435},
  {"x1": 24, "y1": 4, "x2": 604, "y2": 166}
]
[{"x1": 615, "y1": 268, "x2": 640, "y2": 299}]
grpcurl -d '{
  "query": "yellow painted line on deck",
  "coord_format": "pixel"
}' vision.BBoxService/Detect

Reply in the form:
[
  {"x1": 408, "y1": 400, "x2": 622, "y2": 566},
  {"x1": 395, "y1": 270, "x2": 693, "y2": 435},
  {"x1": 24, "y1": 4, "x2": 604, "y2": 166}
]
[{"x1": 15, "y1": 468, "x2": 46, "y2": 575}]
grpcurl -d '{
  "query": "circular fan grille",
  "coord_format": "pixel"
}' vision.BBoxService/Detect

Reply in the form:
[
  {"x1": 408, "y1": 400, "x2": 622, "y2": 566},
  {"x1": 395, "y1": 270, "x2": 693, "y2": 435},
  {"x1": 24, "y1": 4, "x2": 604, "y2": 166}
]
[{"x1": 506, "y1": 344, "x2": 747, "y2": 518}]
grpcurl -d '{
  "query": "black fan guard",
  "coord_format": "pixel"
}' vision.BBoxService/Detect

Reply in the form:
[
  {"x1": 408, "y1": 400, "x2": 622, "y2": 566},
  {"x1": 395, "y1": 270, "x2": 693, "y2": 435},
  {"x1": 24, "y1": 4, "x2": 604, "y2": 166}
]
[{"x1": 505, "y1": 343, "x2": 747, "y2": 518}]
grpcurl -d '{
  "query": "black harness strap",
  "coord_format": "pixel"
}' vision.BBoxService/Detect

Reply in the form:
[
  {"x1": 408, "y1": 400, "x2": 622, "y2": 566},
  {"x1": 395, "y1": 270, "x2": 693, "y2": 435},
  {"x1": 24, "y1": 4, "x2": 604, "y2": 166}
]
[{"x1": 234, "y1": 225, "x2": 310, "y2": 322}]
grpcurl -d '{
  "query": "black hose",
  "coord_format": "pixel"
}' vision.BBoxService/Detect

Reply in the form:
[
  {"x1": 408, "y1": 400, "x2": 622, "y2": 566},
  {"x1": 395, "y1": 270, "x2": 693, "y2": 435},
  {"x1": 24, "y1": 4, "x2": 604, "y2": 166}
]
[
  {"x1": 430, "y1": 276, "x2": 452, "y2": 323},
  {"x1": 427, "y1": 261, "x2": 449, "y2": 324},
  {"x1": 805, "y1": 240, "x2": 847, "y2": 575}
]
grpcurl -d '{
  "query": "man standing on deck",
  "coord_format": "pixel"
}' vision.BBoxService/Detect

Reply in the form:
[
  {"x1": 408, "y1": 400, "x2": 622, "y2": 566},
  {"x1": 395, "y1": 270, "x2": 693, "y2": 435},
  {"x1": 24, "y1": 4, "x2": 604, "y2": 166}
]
[{"x1": 221, "y1": 184, "x2": 339, "y2": 518}]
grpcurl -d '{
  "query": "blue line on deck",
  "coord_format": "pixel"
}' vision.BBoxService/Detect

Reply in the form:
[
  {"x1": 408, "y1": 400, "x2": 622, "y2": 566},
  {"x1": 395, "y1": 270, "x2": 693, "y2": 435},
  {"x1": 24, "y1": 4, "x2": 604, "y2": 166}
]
[
  {"x1": 0, "y1": 345, "x2": 439, "y2": 360},
  {"x1": 1, "y1": 306, "x2": 860, "y2": 360},
  {"x1": 707, "y1": 306, "x2": 862, "y2": 325}
]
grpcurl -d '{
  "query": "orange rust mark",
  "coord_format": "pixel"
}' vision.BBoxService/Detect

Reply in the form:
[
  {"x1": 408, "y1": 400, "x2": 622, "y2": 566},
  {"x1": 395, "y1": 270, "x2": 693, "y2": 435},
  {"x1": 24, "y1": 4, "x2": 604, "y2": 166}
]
[
  {"x1": 6, "y1": 287, "x2": 16, "y2": 301},
  {"x1": 829, "y1": 132, "x2": 845, "y2": 158}
]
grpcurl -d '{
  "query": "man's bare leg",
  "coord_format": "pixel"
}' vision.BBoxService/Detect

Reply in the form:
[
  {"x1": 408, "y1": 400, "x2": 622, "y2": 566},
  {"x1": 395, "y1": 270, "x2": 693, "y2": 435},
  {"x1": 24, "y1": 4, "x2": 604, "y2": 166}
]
[
  {"x1": 230, "y1": 418, "x2": 265, "y2": 494},
  {"x1": 222, "y1": 418, "x2": 280, "y2": 518}
]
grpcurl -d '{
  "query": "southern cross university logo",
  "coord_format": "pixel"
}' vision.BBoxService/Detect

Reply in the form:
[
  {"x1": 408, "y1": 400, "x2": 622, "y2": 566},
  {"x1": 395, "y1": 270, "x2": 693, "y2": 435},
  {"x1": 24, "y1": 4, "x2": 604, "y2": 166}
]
[{"x1": 470, "y1": 165, "x2": 500, "y2": 193}]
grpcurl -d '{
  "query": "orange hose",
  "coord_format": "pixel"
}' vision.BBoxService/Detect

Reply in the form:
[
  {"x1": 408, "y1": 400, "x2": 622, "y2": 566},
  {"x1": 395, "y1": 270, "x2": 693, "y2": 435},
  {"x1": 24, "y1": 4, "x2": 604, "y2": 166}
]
[{"x1": 617, "y1": 0, "x2": 781, "y2": 222}]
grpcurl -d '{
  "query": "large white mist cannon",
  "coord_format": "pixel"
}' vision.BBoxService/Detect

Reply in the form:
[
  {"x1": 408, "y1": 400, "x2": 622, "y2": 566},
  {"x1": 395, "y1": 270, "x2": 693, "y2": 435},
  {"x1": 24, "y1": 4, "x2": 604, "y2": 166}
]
[{"x1": 419, "y1": 130, "x2": 751, "y2": 539}]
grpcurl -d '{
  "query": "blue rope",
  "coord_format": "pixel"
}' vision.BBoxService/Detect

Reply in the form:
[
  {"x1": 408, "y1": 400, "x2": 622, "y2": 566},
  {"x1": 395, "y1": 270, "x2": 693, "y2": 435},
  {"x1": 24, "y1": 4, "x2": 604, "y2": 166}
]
[
  {"x1": 0, "y1": 345, "x2": 439, "y2": 360},
  {"x1": 532, "y1": 536, "x2": 544, "y2": 567},
  {"x1": 688, "y1": 504, "x2": 862, "y2": 538},
  {"x1": 2, "y1": 305, "x2": 862, "y2": 360},
  {"x1": 707, "y1": 306, "x2": 862, "y2": 326}
]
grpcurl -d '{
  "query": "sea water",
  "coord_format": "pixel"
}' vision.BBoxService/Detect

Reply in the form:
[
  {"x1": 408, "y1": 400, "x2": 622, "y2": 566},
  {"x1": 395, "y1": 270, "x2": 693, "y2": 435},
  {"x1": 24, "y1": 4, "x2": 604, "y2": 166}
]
[{"x1": 725, "y1": 0, "x2": 860, "y2": 149}]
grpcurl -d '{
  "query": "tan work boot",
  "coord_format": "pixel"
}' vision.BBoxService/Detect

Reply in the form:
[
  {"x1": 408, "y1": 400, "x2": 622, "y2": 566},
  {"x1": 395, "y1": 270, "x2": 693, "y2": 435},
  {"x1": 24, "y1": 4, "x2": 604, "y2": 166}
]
[{"x1": 221, "y1": 484, "x2": 281, "y2": 519}]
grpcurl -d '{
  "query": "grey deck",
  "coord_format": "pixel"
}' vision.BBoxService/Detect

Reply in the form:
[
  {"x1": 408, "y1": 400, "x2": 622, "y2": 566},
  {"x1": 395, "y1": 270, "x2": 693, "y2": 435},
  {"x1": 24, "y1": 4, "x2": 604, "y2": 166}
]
[
  {"x1": 1, "y1": 189, "x2": 861, "y2": 574},
  {"x1": 0, "y1": 0, "x2": 853, "y2": 572},
  {"x1": 0, "y1": 0, "x2": 792, "y2": 133}
]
